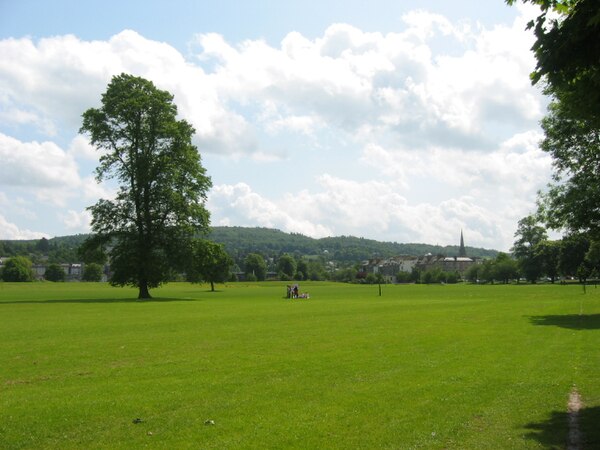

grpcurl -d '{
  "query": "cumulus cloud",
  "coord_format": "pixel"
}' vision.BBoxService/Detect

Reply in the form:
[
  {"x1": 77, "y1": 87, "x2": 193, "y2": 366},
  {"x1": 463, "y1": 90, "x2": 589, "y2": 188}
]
[
  {"x1": 208, "y1": 176, "x2": 524, "y2": 250},
  {"x1": 0, "y1": 5, "x2": 551, "y2": 249},
  {"x1": 0, "y1": 8, "x2": 542, "y2": 157},
  {"x1": 0, "y1": 214, "x2": 48, "y2": 240},
  {"x1": 0, "y1": 133, "x2": 114, "y2": 212},
  {"x1": 60, "y1": 209, "x2": 92, "y2": 232},
  {"x1": 0, "y1": 132, "x2": 80, "y2": 189}
]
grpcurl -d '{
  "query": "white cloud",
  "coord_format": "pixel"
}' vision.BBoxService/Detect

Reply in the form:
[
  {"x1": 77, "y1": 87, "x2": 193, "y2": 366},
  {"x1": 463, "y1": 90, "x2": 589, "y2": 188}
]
[
  {"x1": 207, "y1": 182, "x2": 333, "y2": 237},
  {"x1": 0, "y1": 214, "x2": 48, "y2": 240},
  {"x1": 68, "y1": 135, "x2": 98, "y2": 161},
  {"x1": 0, "y1": 132, "x2": 80, "y2": 189},
  {"x1": 0, "y1": 6, "x2": 552, "y2": 249},
  {"x1": 0, "y1": 10, "x2": 543, "y2": 158},
  {"x1": 208, "y1": 176, "x2": 525, "y2": 250},
  {"x1": 60, "y1": 209, "x2": 92, "y2": 232},
  {"x1": 0, "y1": 133, "x2": 114, "y2": 215}
]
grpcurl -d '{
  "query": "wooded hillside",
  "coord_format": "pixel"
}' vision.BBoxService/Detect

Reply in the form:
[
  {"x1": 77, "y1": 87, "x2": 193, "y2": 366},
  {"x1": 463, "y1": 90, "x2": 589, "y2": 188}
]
[
  {"x1": 1, "y1": 227, "x2": 498, "y2": 263},
  {"x1": 206, "y1": 227, "x2": 497, "y2": 262}
]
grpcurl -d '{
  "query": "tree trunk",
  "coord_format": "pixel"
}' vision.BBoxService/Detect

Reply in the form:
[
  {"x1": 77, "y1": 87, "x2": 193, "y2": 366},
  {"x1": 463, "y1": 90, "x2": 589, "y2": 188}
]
[
  {"x1": 210, "y1": 281, "x2": 215, "y2": 292},
  {"x1": 138, "y1": 280, "x2": 152, "y2": 299}
]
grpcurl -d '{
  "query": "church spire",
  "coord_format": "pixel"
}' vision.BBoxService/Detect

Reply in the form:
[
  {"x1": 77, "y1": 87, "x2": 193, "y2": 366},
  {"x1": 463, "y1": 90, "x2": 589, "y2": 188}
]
[{"x1": 459, "y1": 230, "x2": 467, "y2": 257}]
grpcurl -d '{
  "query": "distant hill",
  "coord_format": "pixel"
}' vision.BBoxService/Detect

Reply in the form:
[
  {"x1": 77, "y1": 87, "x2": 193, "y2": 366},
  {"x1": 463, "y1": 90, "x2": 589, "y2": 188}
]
[
  {"x1": 206, "y1": 226, "x2": 498, "y2": 262},
  {"x1": 1, "y1": 227, "x2": 498, "y2": 263}
]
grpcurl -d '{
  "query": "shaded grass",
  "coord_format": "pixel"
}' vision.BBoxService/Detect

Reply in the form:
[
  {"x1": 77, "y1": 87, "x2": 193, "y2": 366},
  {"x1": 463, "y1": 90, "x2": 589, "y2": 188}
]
[{"x1": 1, "y1": 282, "x2": 599, "y2": 448}]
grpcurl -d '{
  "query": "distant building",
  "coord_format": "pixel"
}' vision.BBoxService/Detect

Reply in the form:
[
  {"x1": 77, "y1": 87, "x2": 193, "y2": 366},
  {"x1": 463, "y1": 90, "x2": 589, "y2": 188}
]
[
  {"x1": 360, "y1": 231, "x2": 477, "y2": 282},
  {"x1": 31, "y1": 263, "x2": 85, "y2": 281}
]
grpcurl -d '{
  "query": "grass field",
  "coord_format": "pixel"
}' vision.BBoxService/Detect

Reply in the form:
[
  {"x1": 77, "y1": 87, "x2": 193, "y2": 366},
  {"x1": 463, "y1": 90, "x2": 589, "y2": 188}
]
[{"x1": 1, "y1": 281, "x2": 599, "y2": 449}]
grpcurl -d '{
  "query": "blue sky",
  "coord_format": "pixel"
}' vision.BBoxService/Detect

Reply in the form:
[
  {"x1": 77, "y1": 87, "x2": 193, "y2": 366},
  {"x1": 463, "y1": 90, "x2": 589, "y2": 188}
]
[{"x1": 0, "y1": 0, "x2": 551, "y2": 251}]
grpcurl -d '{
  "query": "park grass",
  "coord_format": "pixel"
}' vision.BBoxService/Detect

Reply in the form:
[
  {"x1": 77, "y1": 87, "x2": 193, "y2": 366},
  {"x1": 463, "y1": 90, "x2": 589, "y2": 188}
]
[{"x1": 1, "y1": 281, "x2": 599, "y2": 449}]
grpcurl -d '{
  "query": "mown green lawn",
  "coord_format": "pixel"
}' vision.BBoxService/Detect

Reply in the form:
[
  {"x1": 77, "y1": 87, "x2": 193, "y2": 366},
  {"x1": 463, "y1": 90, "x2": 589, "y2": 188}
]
[{"x1": 1, "y1": 281, "x2": 599, "y2": 449}]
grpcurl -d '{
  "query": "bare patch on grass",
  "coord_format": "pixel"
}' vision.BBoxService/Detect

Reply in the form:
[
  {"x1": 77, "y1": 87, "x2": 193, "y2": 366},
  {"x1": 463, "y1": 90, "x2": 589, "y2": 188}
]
[{"x1": 567, "y1": 387, "x2": 582, "y2": 450}]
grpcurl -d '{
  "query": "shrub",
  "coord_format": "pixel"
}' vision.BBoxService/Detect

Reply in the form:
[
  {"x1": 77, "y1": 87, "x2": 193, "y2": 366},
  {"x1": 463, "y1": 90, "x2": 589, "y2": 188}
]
[
  {"x1": 2, "y1": 256, "x2": 33, "y2": 282},
  {"x1": 83, "y1": 263, "x2": 103, "y2": 282},
  {"x1": 44, "y1": 263, "x2": 66, "y2": 282}
]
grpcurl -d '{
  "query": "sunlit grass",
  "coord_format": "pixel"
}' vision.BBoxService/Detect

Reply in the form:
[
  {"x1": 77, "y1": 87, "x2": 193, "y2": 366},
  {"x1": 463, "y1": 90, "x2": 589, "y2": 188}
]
[{"x1": 1, "y1": 281, "x2": 599, "y2": 448}]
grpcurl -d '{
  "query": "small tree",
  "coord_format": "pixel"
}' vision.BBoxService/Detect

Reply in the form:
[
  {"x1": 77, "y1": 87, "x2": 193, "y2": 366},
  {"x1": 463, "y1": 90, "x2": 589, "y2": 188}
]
[
  {"x1": 307, "y1": 259, "x2": 327, "y2": 281},
  {"x1": 189, "y1": 240, "x2": 233, "y2": 291},
  {"x1": 83, "y1": 263, "x2": 104, "y2": 282},
  {"x1": 296, "y1": 259, "x2": 308, "y2": 281},
  {"x1": 465, "y1": 264, "x2": 480, "y2": 283},
  {"x1": 494, "y1": 253, "x2": 520, "y2": 284},
  {"x1": 2, "y1": 256, "x2": 33, "y2": 282},
  {"x1": 44, "y1": 263, "x2": 66, "y2": 282},
  {"x1": 277, "y1": 254, "x2": 297, "y2": 279},
  {"x1": 512, "y1": 215, "x2": 548, "y2": 283},
  {"x1": 244, "y1": 253, "x2": 267, "y2": 281}
]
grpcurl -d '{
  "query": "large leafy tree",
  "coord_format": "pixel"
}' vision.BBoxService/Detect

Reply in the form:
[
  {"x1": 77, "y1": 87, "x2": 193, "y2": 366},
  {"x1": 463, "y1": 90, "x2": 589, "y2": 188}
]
[
  {"x1": 81, "y1": 74, "x2": 212, "y2": 299},
  {"x1": 507, "y1": 0, "x2": 600, "y2": 123},
  {"x1": 512, "y1": 215, "x2": 548, "y2": 282},
  {"x1": 535, "y1": 239, "x2": 561, "y2": 282},
  {"x1": 507, "y1": 0, "x2": 600, "y2": 236},
  {"x1": 558, "y1": 233, "x2": 590, "y2": 277},
  {"x1": 536, "y1": 102, "x2": 600, "y2": 236}
]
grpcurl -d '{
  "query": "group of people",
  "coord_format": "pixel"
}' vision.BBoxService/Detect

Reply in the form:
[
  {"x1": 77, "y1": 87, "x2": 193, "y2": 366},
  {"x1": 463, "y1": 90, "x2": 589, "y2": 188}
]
[{"x1": 286, "y1": 284, "x2": 309, "y2": 299}]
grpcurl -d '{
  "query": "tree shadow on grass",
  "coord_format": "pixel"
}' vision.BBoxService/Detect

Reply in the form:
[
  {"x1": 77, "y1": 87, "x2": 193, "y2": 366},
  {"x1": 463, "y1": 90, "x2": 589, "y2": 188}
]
[
  {"x1": 528, "y1": 314, "x2": 600, "y2": 330},
  {"x1": 523, "y1": 406, "x2": 600, "y2": 449},
  {"x1": 0, "y1": 297, "x2": 203, "y2": 304}
]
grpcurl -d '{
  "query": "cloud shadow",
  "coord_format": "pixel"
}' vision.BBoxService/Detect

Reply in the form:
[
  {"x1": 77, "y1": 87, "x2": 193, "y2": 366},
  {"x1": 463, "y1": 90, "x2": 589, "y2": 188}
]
[{"x1": 528, "y1": 314, "x2": 600, "y2": 330}]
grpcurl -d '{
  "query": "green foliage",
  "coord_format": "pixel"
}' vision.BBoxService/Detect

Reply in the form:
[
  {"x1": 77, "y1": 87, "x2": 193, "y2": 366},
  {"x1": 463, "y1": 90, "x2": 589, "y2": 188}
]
[
  {"x1": 0, "y1": 236, "x2": 83, "y2": 263},
  {"x1": 306, "y1": 259, "x2": 328, "y2": 281},
  {"x1": 509, "y1": 0, "x2": 600, "y2": 236},
  {"x1": 508, "y1": 0, "x2": 600, "y2": 123},
  {"x1": 36, "y1": 237, "x2": 50, "y2": 253},
  {"x1": 513, "y1": 215, "x2": 548, "y2": 283},
  {"x1": 537, "y1": 101, "x2": 600, "y2": 235},
  {"x1": 476, "y1": 254, "x2": 520, "y2": 284},
  {"x1": 395, "y1": 271, "x2": 414, "y2": 283},
  {"x1": 332, "y1": 266, "x2": 358, "y2": 283},
  {"x1": 78, "y1": 235, "x2": 108, "y2": 265},
  {"x1": 535, "y1": 240, "x2": 561, "y2": 282},
  {"x1": 80, "y1": 73, "x2": 212, "y2": 298},
  {"x1": 465, "y1": 264, "x2": 480, "y2": 283},
  {"x1": 207, "y1": 226, "x2": 498, "y2": 264},
  {"x1": 559, "y1": 233, "x2": 590, "y2": 277},
  {"x1": 245, "y1": 273, "x2": 258, "y2": 282},
  {"x1": 82, "y1": 263, "x2": 104, "y2": 282},
  {"x1": 244, "y1": 253, "x2": 267, "y2": 281},
  {"x1": 188, "y1": 239, "x2": 233, "y2": 291},
  {"x1": 585, "y1": 240, "x2": 600, "y2": 275},
  {"x1": 44, "y1": 263, "x2": 66, "y2": 282},
  {"x1": 1, "y1": 256, "x2": 33, "y2": 282},
  {"x1": 296, "y1": 259, "x2": 308, "y2": 281},
  {"x1": 419, "y1": 267, "x2": 455, "y2": 284},
  {"x1": 276, "y1": 254, "x2": 296, "y2": 278}
]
